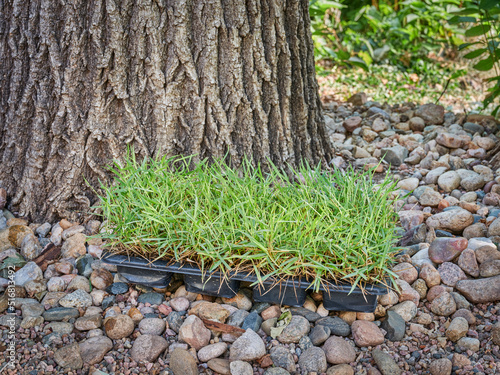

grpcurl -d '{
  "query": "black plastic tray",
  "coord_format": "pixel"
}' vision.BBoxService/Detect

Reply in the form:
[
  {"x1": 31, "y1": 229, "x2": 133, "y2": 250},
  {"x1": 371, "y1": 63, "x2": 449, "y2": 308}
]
[{"x1": 101, "y1": 252, "x2": 389, "y2": 312}]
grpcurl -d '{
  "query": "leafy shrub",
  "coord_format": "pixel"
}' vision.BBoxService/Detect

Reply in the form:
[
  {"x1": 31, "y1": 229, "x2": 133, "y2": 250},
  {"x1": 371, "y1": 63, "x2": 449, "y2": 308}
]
[
  {"x1": 450, "y1": 0, "x2": 500, "y2": 115},
  {"x1": 310, "y1": 0, "x2": 463, "y2": 71},
  {"x1": 98, "y1": 154, "x2": 400, "y2": 291}
]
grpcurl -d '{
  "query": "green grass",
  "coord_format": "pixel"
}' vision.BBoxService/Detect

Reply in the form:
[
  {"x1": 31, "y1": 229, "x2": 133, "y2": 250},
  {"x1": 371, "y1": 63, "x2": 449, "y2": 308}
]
[{"x1": 97, "y1": 154, "x2": 401, "y2": 291}]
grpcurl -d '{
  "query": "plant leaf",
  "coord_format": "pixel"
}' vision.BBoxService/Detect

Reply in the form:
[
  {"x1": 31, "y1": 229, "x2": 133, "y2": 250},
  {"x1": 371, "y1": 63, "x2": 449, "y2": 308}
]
[{"x1": 465, "y1": 24, "x2": 492, "y2": 37}]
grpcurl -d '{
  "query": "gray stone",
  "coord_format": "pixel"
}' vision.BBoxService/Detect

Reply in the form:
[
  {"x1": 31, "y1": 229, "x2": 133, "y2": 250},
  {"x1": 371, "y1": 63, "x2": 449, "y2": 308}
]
[
  {"x1": 298, "y1": 347, "x2": 327, "y2": 373},
  {"x1": 277, "y1": 315, "x2": 310, "y2": 344},
  {"x1": 54, "y1": 343, "x2": 83, "y2": 370},
  {"x1": 130, "y1": 334, "x2": 168, "y2": 362},
  {"x1": 229, "y1": 329, "x2": 266, "y2": 361},
  {"x1": 241, "y1": 311, "x2": 263, "y2": 332},
  {"x1": 456, "y1": 275, "x2": 500, "y2": 303},
  {"x1": 14, "y1": 262, "x2": 43, "y2": 287},
  {"x1": 316, "y1": 316, "x2": 351, "y2": 337},
  {"x1": 380, "y1": 310, "x2": 405, "y2": 341},
  {"x1": 230, "y1": 361, "x2": 254, "y2": 375},
  {"x1": 372, "y1": 348, "x2": 402, "y2": 375},
  {"x1": 139, "y1": 317, "x2": 165, "y2": 335},
  {"x1": 227, "y1": 309, "x2": 249, "y2": 327},
  {"x1": 197, "y1": 342, "x2": 227, "y2": 362},
  {"x1": 309, "y1": 324, "x2": 331, "y2": 346},
  {"x1": 59, "y1": 289, "x2": 93, "y2": 308},
  {"x1": 270, "y1": 346, "x2": 296, "y2": 372},
  {"x1": 166, "y1": 311, "x2": 183, "y2": 333},
  {"x1": 43, "y1": 307, "x2": 80, "y2": 321},
  {"x1": 79, "y1": 336, "x2": 113, "y2": 365},
  {"x1": 21, "y1": 302, "x2": 44, "y2": 318},
  {"x1": 381, "y1": 145, "x2": 408, "y2": 166},
  {"x1": 137, "y1": 292, "x2": 164, "y2": 305}
]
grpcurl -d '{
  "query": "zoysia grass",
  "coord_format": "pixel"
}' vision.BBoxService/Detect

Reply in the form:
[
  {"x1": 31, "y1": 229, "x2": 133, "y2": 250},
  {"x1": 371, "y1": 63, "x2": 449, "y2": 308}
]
[{"x1": 98, "y1": 154, "x2": 400, "y2": 292}]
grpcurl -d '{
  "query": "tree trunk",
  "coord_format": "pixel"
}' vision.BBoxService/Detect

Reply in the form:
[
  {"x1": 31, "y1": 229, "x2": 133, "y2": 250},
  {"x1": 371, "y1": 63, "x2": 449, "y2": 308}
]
[{"x1": 0, "y1": 0, "x2": 331, "y2": 222}]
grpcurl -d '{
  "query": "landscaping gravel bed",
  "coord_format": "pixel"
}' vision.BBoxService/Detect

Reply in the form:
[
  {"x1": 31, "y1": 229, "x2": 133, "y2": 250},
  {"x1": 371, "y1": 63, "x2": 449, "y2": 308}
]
[{"x1": 1, "y1": 95, "x2": 500, "y2": 375}]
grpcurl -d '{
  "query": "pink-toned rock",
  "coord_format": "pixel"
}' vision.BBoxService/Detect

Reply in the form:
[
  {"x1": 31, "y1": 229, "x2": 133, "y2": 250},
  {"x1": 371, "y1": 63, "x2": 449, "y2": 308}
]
[
  {"x1": 436, "y1": 133, "x2": 465, "y2": 149},
  {"x1": 428, "y1": 237, "x2": 468, "y2": 264},
  {"x1": 483, "y1": 192, "x2": 500, "y2": 206},
  {"x1": 468, "y1": 148, "x2": 486, "y2": 158},
  {"x1": 343, "y1": 116, "x2": 362, "y2": 132},
  {"x1": 419, "y1": 263, "x2": 441, "y2": 288},
  {"x1": 178, "y1": 315, "x2": 211, "y2": 350},
  {"x1": 261, "y1": 305, "x2": 281, "y2": 321},
  {"x1": 351, "y1": 320, "x2": 385, "y2": 347},
  {"x1": 456, "y1": 275, "x2": 500, "y2": 303},
  {"x1": 438, "y1": 262, "x2": 467, "y2": 287},
  {"x1": 396, "y1": 279, "x2": 420, "y2": 305},
  {"x1": 426, "y1": 285, "x2": 452, "y2": 302},
  {"x1": 54, "y1": 262, "x2": 73, "y2": 275},
  {"x1": 392, "y1": 262, "x2": 418, "y2": 284},
  {"x1": 322, "y1": 336, "x2": 356, "y2": 364},
  {"x1": 399, "y1": 210, "x2": 425, "y2": 231},
  {"x1": 430, "y1": 292, "x2": 456, "y2": 317},
  {"x1": 457, "y1": 249, "x2": 479, "y2": 277}
]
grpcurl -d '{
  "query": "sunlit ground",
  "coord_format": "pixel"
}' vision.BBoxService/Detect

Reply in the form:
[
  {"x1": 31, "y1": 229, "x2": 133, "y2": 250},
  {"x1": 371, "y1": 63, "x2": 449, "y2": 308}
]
[{"x1": 316, "y1": 62, "x2": 489, "y2": 114}]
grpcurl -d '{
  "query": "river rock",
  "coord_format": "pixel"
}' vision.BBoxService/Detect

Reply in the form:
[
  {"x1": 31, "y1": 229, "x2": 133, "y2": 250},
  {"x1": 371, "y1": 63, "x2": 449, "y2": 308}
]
[
  {"x1": 430, "y1": 358, "x2": 452, "y2": 375},
  {"x1": 445, "y1": 317, "x2": 468, "y2": 342},
  {"x1": 428, "y1": 237, "x2": 468, "y2": 263},
  {"x1": 104, "y1": 314, "x2": 135, "y2": 339},
  {"x1": 130, "y1": 334, "x2": 168, "y2": 362},
  {"x1": 456, "y1": 275, "x2": 500, "y2": 303},
  {"x1": 299, "y1": 347, "x2": 327, "y2": 373},
  {"x1": 270, "y1": 346, "x2": 296, "y2": 372},
  {"x1": 139, "y1": 317, "x2": 165, "y2": 335},
  {"x1": 14, "y1": 262, "x2": 43, "y2": 287},
  {"x1": 322, "y1": 336, "x2": 356, "y2": 364},
  {"x1": 426, "y1": 209, "x2": 473, "y2": 233},
  {"x1": 79, "y1": 336, "x2": 113, "y2": 365},
  {"x1": 61, "y1": 233, "x2": 86, "y2": 258},
  {"x1": 419, "y1": 263, "x2": 441, "y2": 287},
  {"x1": 430, "y1": 292, "x2": 456, "y2": 316},
  {"x1": 170, "y1": 348, "x2": 198, "y2": 375},
  {"x1": 229, "y1": 329, "x2": 266, "y2": 361},
  {"x1": 479, "y1": 259, "x2": 500, "y2": 277},
  {"x1": 54, "y1": 343, "x2": 83, "y2": 370},
  {"x1": 189, "y1": 301, "x2": 230, "y2": 323},
  {"x1": 437, "y1": 262, "x2": 467, "y2": 287},
  {"x1": 457, "y1": 249, "x2": 479, "y2": 277},
  {"x1": 178, "y1": 315, "x2": 211, "y2": 350},
  {"x1": 351, "y1": 320, "x2": 384, "y2": 347},
  {"x1": 415, "y1": 103, "x2": 444, "y2": 125},
  {"x1": 389, "y1": 301, "x2": 417, "y2": 322},
  {"x1": 437, "y1": 171, "x2": 461, "y2": 192},
  {"x1": 372, "y1": 348, "x2": 402, "y2": 375},
  {"x1": 392, "y1": 262, "x2": 418, "y2": 284},
  {"x1": 277, "y1": 315, "x2": 310, "y2": 343},
  {"x1": 380, "y1": 310, "x2": 405, "y2": 341},
  {"x1": 197, "y1": 342, "x2": 227, "y2": 362}
]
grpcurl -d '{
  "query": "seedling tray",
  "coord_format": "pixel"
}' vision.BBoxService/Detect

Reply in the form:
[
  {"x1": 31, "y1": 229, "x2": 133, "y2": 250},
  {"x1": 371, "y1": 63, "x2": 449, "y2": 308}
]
[{"x1": 102, "y1": 252, "x2": 389, "y2": 312}]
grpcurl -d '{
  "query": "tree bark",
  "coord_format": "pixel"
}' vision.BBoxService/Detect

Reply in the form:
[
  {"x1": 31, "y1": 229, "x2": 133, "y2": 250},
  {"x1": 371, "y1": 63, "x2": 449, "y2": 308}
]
[{"x1": 0, "y1": 0, "x2": 331, "y2": 222}]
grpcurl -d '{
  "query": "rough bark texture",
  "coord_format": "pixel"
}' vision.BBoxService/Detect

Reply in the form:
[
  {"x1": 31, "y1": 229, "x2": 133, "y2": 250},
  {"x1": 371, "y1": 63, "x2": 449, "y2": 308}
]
[{"x1": 0, "y1": 0, "x2": 331, "y2": 222}]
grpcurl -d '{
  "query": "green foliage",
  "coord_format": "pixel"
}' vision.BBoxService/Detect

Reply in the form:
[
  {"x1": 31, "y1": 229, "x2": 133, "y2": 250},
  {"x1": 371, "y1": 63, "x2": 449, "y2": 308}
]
[
  {"x1": 98, "y1": 153, "x2": 400, "y2": 291},
  {"x1": 451, "y1": 0, "x2": 500, "y2": 115},
  {"x1": 310, "y1": 0, "x2": 463, "y2": 71}
]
